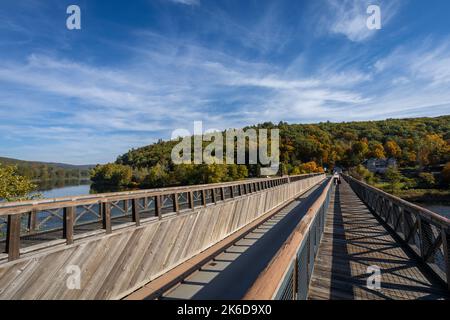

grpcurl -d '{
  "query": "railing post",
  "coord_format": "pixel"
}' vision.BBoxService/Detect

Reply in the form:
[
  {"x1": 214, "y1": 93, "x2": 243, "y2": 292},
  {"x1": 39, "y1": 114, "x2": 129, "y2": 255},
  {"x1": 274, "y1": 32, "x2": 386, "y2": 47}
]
[
  {"x1": 230, "y1": 186, "x2": 234, "y2": 198},
  {"x1": 28, "y1": 209, "x2": 37, "y2": 233},
  {"x1": 211, "y1": 189, "x2": 216, "y2": 203},
  {"x1": 189, "y1": 191, "x2": 195, "y2": 209},
  {"x1": 238, "y1": 184, "x2": 243, "y2": 196},
  {"x1": 221, "y1": 187, "x2": 225, "y2": 201},
  {"x1": 102, "y1": 201, "x2": 112, "y2": 234},
  {"x1": 123, "y1": 199, "x2": 129, "y2": 214},
  {"x1": 155, "y1": 195, "x2": 162, "y2": 219},
  {"x1": 201, "y1": 190, "x2": 207, "y2": 206},
  {"x1": 6, "y1": 214, "x2": 21, "y2": 261},
  {"x1": 131, "y1": 199, "x2": 140, "y2": 226},
  {"x1": 63, "y1": 207, "x2": 75, "y2": 245},
  {"x1": 173, "y1": 193, "x2": 179, "y2": 213}
]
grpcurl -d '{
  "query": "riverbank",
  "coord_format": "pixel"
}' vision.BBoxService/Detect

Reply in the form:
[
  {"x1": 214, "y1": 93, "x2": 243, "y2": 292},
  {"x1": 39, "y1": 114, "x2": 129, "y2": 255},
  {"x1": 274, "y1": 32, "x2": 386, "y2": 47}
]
[{"x1": 395, "y1": 188, "x2": 450, "y2": 205}]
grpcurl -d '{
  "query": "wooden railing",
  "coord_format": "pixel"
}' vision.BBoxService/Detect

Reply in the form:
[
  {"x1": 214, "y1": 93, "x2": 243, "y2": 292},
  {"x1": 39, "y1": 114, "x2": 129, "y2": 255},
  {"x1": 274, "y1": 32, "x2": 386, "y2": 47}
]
[
  {"x1": 343, "y1": 174, "x2": 450, "y2": 290},
  {"x1": 0, "y1": 173, "x2": 323, "y2": 262},
  {"x1": 244, "y1": 177, "x2": 333, "y2": 300}
]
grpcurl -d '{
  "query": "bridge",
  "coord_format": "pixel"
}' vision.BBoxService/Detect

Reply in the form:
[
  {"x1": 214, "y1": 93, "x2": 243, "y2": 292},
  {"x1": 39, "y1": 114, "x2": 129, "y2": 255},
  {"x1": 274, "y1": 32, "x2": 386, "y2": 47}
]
[{"x1": 0, "y1": 173, "x2": 448, "y2": 300}]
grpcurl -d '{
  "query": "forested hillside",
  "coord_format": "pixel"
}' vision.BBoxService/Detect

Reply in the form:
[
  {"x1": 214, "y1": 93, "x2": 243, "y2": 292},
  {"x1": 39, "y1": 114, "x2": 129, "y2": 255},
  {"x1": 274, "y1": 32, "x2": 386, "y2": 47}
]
[
  {"x1": 91, "y1": 115, "x2": 450, "y2": 189},
  {"x1": 0, "y1": 157, "x2": 93, "y2": 182}
]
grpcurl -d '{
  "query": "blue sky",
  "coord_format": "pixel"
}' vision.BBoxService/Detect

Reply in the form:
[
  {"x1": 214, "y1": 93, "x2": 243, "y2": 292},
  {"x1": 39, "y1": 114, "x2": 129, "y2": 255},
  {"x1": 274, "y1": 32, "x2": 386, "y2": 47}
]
[{"x1": 1, "y1": 0, "x2": 450, "y2": 164}]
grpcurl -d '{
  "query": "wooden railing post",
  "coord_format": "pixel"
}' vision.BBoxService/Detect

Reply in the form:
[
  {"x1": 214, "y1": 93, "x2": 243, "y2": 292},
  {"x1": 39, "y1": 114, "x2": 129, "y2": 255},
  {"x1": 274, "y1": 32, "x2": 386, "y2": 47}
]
[
  {"x1": 63, "y1": 207, "x2": 75, "y2": 244},
  {"x1": 102, "y1": 202, "x2": 112, "y2": 234},
  {"x1": 28, "y1": 209, "x2": 37, "y2": 233},
  {"x1": 123, "y1": 199, "x2": 129, "y2": 214},
  {"x1": 173, "y1": 193, "x2": 180, "y2": 213},
  {"x1": 211, "y1": 189, "x2": 216, "y2": 203},
  {"x1": 220, "y1": 187, "x2": 225, "y2": 201},
  {"x1": 155, "y1": 195, "x2": 162, "y2": 219},
  {"x1": 6, "y1": 214, "x2": 21, "y2": 261},
  {"x1": 131, "y1": 199, "x2": 140, "y2": 226},
  {"x1": 189, "y1": 191, "x2": 195, "y2": 209},
  {"x1": 238, "y1": 184, "x2": 243, "y2": 196},
  {"x1": 230, "y1": 186, "x2": 234, "y2": 198},
  {"x1": 201, "y1": 190, "x2": 207, "y2": 206}
]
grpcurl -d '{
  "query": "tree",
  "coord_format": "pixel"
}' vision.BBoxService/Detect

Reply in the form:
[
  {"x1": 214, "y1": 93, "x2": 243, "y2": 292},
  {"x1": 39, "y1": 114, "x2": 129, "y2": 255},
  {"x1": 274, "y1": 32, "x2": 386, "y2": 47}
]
[
  {"x1": 90, "y1": 163, "x2": 132, "y2": 187},
  {"x1": 385, "y1": 167, "x2": 402, "y2": 194},
  {"x1": 385, "y1": 140, "x2": 401, "y2": 158},
  {"x1": 0, "y1": 164, "x2": 38, "y2": 201},
  {"x1": 367, "y1": 142, "x2": 385, "y2": 159},
  {"x1": 418, "y1": 172, "x2": 435, "y2": 188},
  {"x1": 442, "y1": 162, "x2": 450, "y2": 186}
]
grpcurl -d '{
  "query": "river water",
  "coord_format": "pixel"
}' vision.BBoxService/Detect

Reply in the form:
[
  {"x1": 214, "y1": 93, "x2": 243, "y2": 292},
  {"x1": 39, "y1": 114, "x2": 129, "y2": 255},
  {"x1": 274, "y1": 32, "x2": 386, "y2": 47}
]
[
  {"x1": 418, "y1": 204, "x2": 450, "y2": 219},
  {"x1": 37, "y1": 183, "x2": 93, "y2": 198}
]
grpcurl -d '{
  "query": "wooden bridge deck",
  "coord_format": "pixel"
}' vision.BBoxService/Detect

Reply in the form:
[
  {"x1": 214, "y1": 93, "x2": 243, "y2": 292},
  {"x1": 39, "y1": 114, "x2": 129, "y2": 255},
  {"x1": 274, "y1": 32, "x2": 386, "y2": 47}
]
[{"x1": 308, "y1": 180, "x2": 449, "y2": 300}]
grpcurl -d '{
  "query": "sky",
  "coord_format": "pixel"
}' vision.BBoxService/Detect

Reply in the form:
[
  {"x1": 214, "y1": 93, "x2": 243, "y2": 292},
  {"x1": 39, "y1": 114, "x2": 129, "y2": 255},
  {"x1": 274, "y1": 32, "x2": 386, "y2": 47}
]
[{"x1": 1, "y1": 0, "x2": 450, "y2": 164}]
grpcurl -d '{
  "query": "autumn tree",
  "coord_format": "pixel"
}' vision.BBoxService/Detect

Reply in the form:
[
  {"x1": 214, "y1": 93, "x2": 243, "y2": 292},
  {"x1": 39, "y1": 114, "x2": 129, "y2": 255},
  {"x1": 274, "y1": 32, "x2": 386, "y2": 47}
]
[
  {"x1": 367, "y1": 141, "x2": 386, "y2": 159},
  {"x1": 385, "y1": 140, "x2": 402, "y2": 158},
  {"x1": 0, "y1": 164, "x2": 38, "y2": 201}
]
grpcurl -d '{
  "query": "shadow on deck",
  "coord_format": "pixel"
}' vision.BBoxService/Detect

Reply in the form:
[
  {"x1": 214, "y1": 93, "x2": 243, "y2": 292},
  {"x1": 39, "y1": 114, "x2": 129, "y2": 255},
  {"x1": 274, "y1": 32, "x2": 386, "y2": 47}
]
[{"x1": 308, "y1": 180, "x2": 449, "y2": 300}]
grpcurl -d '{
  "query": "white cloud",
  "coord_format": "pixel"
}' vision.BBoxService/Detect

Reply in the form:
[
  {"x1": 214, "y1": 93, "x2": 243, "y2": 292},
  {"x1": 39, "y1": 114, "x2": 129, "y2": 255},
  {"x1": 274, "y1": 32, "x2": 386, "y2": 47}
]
[
  {"x1": 321, "y1": 0, "x2": 401, "y2": 42},
  {"x1": 168, "y1": 0, "x2": 200, "y2": 6}
]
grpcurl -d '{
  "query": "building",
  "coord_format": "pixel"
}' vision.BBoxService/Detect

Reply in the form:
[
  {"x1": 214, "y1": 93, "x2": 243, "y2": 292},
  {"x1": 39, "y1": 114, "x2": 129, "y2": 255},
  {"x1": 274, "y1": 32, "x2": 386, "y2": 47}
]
[{"x1": 363, "y1": 158, "x2": 397, "y2": 174}]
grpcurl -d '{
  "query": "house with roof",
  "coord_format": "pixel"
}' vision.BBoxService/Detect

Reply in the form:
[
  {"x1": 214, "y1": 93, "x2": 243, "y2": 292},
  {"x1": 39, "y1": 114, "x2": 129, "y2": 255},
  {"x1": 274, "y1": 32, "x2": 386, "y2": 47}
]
[{"x1": 362, "y1": 158, "x2": 397, "y2": 174}]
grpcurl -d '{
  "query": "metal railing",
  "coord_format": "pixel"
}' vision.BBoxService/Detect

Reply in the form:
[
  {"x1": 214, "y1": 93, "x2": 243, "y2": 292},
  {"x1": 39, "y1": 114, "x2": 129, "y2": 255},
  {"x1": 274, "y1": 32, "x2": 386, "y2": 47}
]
[
  {"x1": 0, "y1": 173, "x2": 323, "y2": 262},
  {"x1": 344, "y1": 174, "x2": 450, "y2": 290},
  {"x1": 244, "y1": 177, "x2": 333, "y2": 300}
]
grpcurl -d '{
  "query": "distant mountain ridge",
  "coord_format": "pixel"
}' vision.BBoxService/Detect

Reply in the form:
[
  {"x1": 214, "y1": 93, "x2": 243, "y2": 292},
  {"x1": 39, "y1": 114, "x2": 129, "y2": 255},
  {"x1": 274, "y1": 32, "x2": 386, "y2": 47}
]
[{"x1": 0, "y1": 157, "x2": 95, "y2": 170}]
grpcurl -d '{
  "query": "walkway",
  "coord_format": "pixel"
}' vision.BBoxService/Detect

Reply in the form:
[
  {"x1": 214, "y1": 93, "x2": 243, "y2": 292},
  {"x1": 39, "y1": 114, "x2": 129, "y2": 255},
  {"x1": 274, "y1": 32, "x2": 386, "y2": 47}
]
[
  {"x1": 307, "y1": 180, "x2": 448, "y2": 300},
  {"x1": 158, "y1": 180, "x2": 329, "y2": 300}
]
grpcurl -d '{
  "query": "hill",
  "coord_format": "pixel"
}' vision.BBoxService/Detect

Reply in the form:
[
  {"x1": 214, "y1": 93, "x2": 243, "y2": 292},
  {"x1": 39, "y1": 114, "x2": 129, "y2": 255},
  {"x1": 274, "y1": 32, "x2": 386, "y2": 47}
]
[
  {"x1": 90, "y1": 115, "x2": 450, "y2": 189},
  {"x1": 0, "y1": 157, "x2": 95, "y2": 181}
]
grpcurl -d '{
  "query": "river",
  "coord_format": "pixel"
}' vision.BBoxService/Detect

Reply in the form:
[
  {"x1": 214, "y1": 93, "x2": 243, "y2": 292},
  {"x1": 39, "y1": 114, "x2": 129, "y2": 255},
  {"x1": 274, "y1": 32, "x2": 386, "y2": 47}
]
[
  {"x1": 418, "y1": 204, "x2": 450, "y2": 219},
  {"x1": 37, "y1": 183, "x2": 93, "y2": 198}
]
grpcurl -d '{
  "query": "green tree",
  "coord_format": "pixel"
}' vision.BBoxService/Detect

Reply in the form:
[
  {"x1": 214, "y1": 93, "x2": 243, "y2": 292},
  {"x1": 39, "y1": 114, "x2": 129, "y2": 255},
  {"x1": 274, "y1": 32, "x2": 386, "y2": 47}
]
[
  {"x1": 418, "y1": 172, "x2": 435, "y2": 188},
  {"x1": 385, "y1": 167, "x2": 402, "y2": 194},
  {"x1": 0, "y1": 164, "x2": 38, "y2": 201},
  {"x1": 90, "y1": 163, "x2": 132, "y2": 187}
]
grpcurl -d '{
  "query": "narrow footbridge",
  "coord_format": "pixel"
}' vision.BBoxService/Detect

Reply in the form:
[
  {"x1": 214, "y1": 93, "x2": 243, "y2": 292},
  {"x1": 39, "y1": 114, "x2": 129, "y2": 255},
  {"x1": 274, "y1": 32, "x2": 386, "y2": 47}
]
[{"x1": 0, "y1": 173, "x2": 448, "y2": 300}]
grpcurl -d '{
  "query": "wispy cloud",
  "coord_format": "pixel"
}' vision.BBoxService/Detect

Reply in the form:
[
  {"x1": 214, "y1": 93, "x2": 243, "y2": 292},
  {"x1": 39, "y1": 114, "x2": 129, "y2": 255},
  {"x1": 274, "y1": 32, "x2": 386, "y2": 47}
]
[
  {"x1": 168, "y1": 0, "x2": 200, "y2": 6},
  {"x1": 0, "y1": 0, "x2": 449, "y2": 164},
  {"x1": 319, "y1": 0, "x2": 402, "y2": 42}
]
